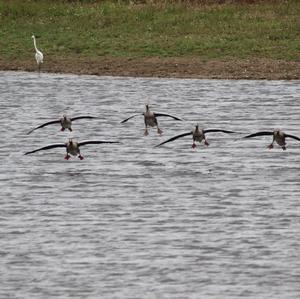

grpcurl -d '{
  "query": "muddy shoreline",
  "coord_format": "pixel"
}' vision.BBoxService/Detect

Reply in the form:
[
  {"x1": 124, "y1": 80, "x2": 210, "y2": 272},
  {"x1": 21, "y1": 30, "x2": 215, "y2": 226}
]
[{"x1": 1, "y1": 56, "x2": 299, "y2": 80}]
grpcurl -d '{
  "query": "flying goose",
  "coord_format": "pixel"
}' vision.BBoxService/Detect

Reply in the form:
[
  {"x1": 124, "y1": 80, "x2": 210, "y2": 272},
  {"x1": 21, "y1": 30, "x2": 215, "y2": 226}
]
[
  {"x1": 27, "y1": 115, "x2": 97, "y2": 134},
  {"x1": 243, "y1": 129, "x2": 300, "y2": 150},
  {"x1": 121, "y1": 104, "x2": 181, "y2": 135},
  {"x1": 24, "y1": 139, "x2": 119, "y2": 160},
  {"x1": 155, "y1": 125, "x2": 236, "y2": 148}
]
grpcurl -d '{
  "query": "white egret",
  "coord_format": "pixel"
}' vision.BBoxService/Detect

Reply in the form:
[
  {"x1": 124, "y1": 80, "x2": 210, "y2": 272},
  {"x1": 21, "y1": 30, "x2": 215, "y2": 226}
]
[{"x1": 31, "y1": 35, "x2": 43, "y2": 73}]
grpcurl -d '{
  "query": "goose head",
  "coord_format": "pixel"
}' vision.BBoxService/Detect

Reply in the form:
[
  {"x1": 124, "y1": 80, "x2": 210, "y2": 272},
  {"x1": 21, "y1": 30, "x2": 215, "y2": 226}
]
[{"x1": 274, "y1": 129, "x2": 282, "y2": 136}]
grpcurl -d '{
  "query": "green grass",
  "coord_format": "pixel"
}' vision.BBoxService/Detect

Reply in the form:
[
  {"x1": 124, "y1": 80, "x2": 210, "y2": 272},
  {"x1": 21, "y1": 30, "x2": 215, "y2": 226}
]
[{"x1": 0, "y1": 0, "x2": 299, "y2": 61}]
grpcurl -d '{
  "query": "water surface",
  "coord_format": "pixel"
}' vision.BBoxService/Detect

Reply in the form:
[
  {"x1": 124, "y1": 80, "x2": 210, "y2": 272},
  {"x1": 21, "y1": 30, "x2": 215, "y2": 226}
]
[{"x1": 0, "y1": 71, "x2": 299, "y2": 298}]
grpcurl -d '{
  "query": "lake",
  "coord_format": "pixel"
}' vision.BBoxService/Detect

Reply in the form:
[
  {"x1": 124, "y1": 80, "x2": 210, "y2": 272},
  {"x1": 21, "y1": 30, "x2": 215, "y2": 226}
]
[{"x1": 0, "y1": 71, "x2": 299, "y2": 298}]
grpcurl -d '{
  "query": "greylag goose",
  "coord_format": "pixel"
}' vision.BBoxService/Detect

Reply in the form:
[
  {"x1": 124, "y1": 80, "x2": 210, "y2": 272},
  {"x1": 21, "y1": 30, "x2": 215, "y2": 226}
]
[
  {"x1": 24, "y1": 139, "x2": 119, "y2": 160},
  {"x1": 156, "y1": 125, "x2": 236, "y2": 148},
  {"x1": 27, "y1": 115, "x2": 97, "y2": 134},
  {"x1": 121, "y1": 104, "x2": 181, "y2": 135},
  {"x1": 244, "y1": 129, "x2": 300, "y2": 150}
]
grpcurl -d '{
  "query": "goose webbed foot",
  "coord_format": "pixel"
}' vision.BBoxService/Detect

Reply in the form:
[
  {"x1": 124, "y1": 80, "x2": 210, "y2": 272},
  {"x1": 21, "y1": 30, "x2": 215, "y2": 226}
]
[
  {"x1": 78, "y1": 155, "x2": 84, "y2": 160},
  {"x1": 192, "y1": 143, "x2": 196, "y2": 149},
  {"x1": 64, "y1": 154, "x2": 71, "y2": 160},
  {"x1": 204, "y1": 140, "x2": 209, "y2": 146},
  {"x1": 144, "y1": 129, "x2": 149, "y2": 136},
  {"x1": 68, "y1": 128, "x2": 73, "y2": 132},
  {"x1": 267, "y1": 144, "x2": 274, "y2": 149},
  {"x1": 61, "y1": 128, "x2": 65, "y2": 132},
  {"x1": 157, "y1": 128, "x2": 162, "y2": 135}
]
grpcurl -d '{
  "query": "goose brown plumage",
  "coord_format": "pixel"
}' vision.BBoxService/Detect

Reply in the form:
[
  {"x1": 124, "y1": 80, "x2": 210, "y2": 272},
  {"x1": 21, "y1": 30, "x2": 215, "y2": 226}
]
[
  {"x1": 121, "y1": 104, "x2": 181, "y2": 136},
  {"x1": 156, "y1": 125, "x2": 236, "y2": 148},
  {"x1": 243, "y1": 129, "x2": 300, "y2": 150},
  {"x1": 24, "y1": 139, "x2": 119, "y2": 160}
]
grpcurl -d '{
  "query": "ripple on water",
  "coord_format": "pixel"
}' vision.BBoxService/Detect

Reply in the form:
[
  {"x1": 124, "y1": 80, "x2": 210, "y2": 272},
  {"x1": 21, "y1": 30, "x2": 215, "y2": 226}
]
[{"x1": 0, "y1": 72, "x2": 299, "y2": 298}]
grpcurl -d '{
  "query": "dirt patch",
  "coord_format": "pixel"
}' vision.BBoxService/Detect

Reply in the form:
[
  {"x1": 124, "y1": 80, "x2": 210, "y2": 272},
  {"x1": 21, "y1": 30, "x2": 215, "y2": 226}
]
[{"x1": 0, "y1": 56, "x2": 299, "y2": 80}]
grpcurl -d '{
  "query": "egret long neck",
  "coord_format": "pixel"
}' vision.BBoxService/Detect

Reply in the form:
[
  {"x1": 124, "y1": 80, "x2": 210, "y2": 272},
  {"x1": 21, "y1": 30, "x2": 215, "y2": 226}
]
[{"x1": 33, "y1": 37, "x2": 38, "y2": 52}]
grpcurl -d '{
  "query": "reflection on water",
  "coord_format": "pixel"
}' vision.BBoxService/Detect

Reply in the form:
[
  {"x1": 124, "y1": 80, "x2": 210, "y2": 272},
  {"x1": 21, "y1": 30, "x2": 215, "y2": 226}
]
[{"x1": 0, "y1": 71, "x2": 299, "y2": 298}]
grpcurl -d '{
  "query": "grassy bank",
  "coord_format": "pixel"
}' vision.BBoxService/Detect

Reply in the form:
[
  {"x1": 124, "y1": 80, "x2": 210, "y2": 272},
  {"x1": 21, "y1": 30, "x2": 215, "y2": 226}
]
[{"x1": 0, "y1": 0, "x2": 299, "y2": 78}]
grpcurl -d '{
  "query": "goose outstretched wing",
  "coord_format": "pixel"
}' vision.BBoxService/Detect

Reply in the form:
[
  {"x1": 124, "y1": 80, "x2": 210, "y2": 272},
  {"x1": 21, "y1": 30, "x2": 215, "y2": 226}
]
[
  {"x1": 120, "y1": 114, "x2": 143, "y2": 123},
  {"x1": 284, "y1": 133, "x2": 300, "y2": 141},
  {"x1": 243, "y1": 131, "x2": 274, "y2": 138},
  {"x1": 78, "y1": 140, "x2": 119, "y2": 147},
  {"x1": 70, "y1": 116, "x2": 98, "y2": 121},
  {"x1": 155, "y1": 132, "x2": 192, "y2": 147},
  {"x1": 27, "y1": 120, "x2": 61, "y2": 134},
  {"x1": 25, "y1": 143, "x2": 66, "y2": 155},
  {"x1": 154, "y1": 113, "x2": 182, "y2": 121},
  {"x1": 204, "y1": 129, "x2": 236, "y2": 134}
]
